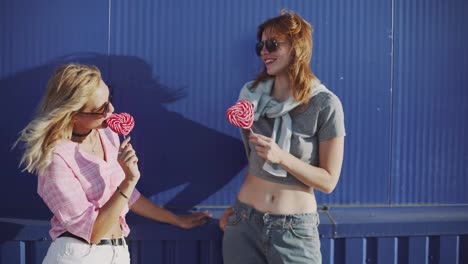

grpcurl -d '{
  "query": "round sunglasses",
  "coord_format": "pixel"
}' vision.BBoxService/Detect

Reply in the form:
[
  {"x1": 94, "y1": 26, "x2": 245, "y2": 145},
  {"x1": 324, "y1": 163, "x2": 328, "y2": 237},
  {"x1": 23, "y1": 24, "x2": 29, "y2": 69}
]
[
  {"x1": 255, "y1": 39, "x2": 285, "y2": 56},
  {"x1": 77, "y1": 85, "x2": 113, "y2": 117}
]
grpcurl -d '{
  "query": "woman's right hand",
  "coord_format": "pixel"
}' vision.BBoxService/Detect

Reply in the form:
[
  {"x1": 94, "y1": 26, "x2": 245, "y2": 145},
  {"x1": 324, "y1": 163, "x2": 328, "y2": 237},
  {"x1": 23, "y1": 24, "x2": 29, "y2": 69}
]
[
  {"x1": 118, "y1": 137, "x2": 141, "y2": 182},
  {"x1": 219, "y1": 207, "x2": 234, "y2": 231}
]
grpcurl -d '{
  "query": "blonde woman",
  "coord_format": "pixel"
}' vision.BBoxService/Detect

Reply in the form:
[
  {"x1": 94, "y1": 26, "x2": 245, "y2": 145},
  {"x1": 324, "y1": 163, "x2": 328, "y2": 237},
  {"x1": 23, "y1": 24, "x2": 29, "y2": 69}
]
[
  {"x1": 220, "y1": 10, "x2": 345, "y2": 263},
  {"x1": 16, "y1": 64, "x2": 210, "y2": 263}
]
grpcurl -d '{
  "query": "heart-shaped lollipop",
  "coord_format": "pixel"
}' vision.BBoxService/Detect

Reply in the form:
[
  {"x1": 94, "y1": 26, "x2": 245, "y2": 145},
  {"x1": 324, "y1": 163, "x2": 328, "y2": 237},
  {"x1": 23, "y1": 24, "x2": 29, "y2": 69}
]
[
  {"x1": 105, "y1": 113, "x2": 135, "y2": 137},
  {"x1": 226, "y1": 99, "x2": 254, "y2": 131}
]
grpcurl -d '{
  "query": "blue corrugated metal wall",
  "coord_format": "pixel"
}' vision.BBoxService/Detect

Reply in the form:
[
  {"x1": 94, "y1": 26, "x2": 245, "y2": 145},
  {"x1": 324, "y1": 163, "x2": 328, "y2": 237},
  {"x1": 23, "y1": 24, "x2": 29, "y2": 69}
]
[
  {"x1": 1, "y1": 0, "x2": 467, "y2": 263},
  {"x1": 392, "y1": 0, "x2": 468, "y2": 204}
]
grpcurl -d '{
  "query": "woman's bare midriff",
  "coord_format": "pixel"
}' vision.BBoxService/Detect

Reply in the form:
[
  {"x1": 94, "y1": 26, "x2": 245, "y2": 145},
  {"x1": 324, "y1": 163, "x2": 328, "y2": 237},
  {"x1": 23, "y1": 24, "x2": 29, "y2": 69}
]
[{"x1": 237, "y1": 173, "x2": 317, "y2": 214}]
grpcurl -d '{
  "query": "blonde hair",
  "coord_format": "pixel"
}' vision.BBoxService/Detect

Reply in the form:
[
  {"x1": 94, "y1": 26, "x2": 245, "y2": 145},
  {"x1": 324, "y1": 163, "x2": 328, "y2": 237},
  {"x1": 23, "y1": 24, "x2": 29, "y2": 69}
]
[
  {"x1": 15, "y1": 64, "x2": 102, "y2": 175},
  {"x1": 253, "y1": 9, "x2": 317, "y2": 104}
]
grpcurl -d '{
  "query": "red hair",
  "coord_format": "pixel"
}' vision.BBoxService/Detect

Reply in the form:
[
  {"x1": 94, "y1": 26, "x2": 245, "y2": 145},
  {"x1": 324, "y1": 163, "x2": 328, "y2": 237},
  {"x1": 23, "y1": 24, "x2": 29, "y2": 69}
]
[{"x1": 252, "y1": 9, "x2": 317, "y2": 104}]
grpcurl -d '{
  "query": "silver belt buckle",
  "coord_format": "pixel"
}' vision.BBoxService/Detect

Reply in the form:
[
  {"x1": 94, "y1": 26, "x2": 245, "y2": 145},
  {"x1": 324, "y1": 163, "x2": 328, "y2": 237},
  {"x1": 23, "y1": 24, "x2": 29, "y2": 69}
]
[{"x1": 263, "y1": 212, "x2": 269, "y2": 222}]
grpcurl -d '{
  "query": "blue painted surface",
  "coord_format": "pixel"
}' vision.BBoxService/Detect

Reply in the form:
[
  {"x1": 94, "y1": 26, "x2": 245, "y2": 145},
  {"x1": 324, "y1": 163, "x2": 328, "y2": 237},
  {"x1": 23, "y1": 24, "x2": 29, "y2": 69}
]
[
  {"x1": 377, "y1": 238, "x2": 398, "y2": 264},
  {"x1": 327, "y1": 205, "x2": 468, "y2": 237},
  {"x1": 1, "y1": 0, "x2": 110, "y2": 216},
  {"x1": 392, "y1": 0, "x2": 468, "y2": 203},
  {"x1": 108, "y1": 0, "x2": 393, "y2": 206},
  {"x1": 1, "y1": 0, "x2": 467, "y2": 210},
  {"x1": 1, "y1": 0, "x2": 468, "y2": 263},
  {"x1": 1, "y1": 206, "x2": 467, "y2": 263}
]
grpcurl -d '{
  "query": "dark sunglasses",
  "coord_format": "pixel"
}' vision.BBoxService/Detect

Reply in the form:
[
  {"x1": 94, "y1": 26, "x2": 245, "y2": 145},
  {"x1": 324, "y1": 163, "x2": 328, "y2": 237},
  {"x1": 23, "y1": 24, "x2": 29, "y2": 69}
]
[
  {"x1": 255, "y1": 39, "x2": 285, "y2": 56},
  {"x1": 77, "y1": 85, "x2": 113, "y2": 117}
]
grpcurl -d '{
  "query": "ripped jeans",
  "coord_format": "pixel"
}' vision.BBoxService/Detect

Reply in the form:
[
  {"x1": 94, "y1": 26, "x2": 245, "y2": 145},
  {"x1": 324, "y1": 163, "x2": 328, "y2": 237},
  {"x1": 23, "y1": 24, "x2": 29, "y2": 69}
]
[{"x1": 223, "y1": 200, "x2": 322, "y2": 264}]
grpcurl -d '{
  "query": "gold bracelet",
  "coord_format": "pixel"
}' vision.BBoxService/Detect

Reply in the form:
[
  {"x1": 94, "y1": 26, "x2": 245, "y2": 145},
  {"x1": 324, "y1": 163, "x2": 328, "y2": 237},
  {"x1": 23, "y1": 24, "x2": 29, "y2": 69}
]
[{"x1": 116, "y1": 186, "x2": 129, "y2": 199}]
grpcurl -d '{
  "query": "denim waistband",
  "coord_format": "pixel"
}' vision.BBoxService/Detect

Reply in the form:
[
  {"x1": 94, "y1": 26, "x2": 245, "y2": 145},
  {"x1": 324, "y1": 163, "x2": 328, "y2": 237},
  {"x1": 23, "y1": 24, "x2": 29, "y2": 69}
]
[{"x1": 233, "y1": 199, "x2": 319, "y2": 228}]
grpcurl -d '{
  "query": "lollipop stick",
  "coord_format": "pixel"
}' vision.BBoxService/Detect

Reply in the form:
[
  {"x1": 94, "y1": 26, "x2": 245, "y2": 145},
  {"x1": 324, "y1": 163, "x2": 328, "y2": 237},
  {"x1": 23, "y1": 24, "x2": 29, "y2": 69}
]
[{"x1": 249, "y1": 128, "x2": 255, "y2": 135}]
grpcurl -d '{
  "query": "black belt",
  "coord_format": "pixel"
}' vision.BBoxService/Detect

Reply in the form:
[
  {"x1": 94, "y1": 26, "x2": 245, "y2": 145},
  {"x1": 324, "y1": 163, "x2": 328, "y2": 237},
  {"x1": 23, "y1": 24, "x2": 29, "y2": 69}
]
[{"x1": 59, "y1": 232, "x2": 128, "y2": 246}]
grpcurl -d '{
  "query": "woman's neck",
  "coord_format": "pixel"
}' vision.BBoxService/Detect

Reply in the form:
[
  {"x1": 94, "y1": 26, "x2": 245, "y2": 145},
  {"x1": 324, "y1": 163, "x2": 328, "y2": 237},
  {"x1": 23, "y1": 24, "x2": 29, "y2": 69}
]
[
  {"x1": 71, "y1": 129, "x2": 94, "y2": 143},
  {"x1": 272, "y1": 75, "x2": 291, "y2": 102},
  {"x1": 72, "y1": 129, "x2": 93, "y2": 137}
]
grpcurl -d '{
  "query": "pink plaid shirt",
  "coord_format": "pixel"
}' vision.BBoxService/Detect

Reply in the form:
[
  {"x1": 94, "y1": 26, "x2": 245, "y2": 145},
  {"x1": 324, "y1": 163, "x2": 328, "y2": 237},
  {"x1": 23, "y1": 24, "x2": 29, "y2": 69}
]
[{"x1": 38, "y1": 127, "x2": 141, "y2": 243}]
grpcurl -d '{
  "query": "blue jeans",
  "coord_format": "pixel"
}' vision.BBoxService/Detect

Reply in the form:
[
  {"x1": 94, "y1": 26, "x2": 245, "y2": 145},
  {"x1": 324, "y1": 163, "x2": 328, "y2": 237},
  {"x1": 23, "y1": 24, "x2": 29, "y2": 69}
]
[{"x1": 223, "y1": 200, "x2": 322, "y2": 264}]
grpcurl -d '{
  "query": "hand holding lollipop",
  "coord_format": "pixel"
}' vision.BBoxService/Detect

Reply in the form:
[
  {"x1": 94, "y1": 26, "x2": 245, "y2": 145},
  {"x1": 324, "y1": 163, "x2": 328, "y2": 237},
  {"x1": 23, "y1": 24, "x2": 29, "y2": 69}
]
[
  {"x1": 106, "y1": 112, "x2": 135, "y2": 137},
  {"x1": 226, "y1": 99, "x2": 254, "y2": 133},
  {"x1": 106, "y1": 113, "x2": 139, "y2": 178}
]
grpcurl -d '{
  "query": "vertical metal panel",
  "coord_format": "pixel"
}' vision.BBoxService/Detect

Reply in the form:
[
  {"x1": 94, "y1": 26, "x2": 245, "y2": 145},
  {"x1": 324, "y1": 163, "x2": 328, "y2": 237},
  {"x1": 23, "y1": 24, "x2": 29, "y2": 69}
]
[
  {"x1": 132, "y1": 240, "x2": 219, "y2": 264},
  {"x1": 428, "y1": 236, "x2": 440, "y2": 264},
  {"x1": 397, "y1": 237, "x2": 409, "y2": 264},
  {"x1": 2, "y1": 205, "x2": 467, "y2": 264},
  {"x1": 1, "y1": 0, "x2": 467, "y2": 263},
  {"x1": 0, "y1": 0, "x2": 466, "y2": 223},
  {"x1": 198, "y1": 240, "x2": 223, "y2": 264},
  {"x1": 320, "y1": 238, "x2": 333, "y2": 264},
  {"x1": 108, "y1": 0, "x2": 252, "y2": 209},
  {"x1": 408, "y1": 236, "x2": 429, "y2": 264},
  {"x1": 311, "y1": 0, "x2": 393, "y2": 205},
  {"x1": 345, "y1": 238, "x2": 367, "y2": 263},
  {"x1": 108, "y1": 0, "x2": 393, "y2": 207},
  {"x1": 0, "y1": 0, "x2": 109, "y2": 77},
  {"x1": 0, "y1": 0, "x2": 109, "y2": 215},
  {"x1": 7, "y1": 235, "x2": 463, "y2": 264},
  {"x1": 173, "y1": 241, "x2": 199, "y2": 264},
  {"x1": 333, "y1": 238, "x2": 346, "y2": 264},
  {"x1": 27, "y1": 241, "x2": 50, "y2": 264},
  {"x1": 392, "y1": 0, "x2": 468, "y2": 203},
  {"x1": 439, "y1": 236, "x2": 459, "y2": 264},
  {"x1": 377, "y1": 237, "x2": 398, "y2": 264},
  {"x1": 0, "y1": 241, "x2": 25, "y2": 264},
  {"x1": 366, "y1": 238, "x2": 378, "y2": 264},
  {"x1": 137, "y1": 241, "x2": 164, "y2": 263},
  {"x1": 461, "y1": 235, "x2": 468, "y2": 264}
]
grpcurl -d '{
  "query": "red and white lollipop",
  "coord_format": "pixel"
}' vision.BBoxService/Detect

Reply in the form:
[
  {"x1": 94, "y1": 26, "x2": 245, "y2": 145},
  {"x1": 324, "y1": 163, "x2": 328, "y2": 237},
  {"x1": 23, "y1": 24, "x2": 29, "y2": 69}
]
[
  {"x1": 106, "y1": 112, "x2": 135, "y2": 137},
  {"x1": 226, "y1": 99, "x2": 254, "y2": 133}
]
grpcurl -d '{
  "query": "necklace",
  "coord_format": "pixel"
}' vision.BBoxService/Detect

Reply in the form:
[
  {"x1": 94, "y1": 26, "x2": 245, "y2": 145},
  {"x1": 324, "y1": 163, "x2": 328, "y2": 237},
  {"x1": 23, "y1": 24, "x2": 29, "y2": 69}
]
[{"x1": 90, "y1": 130, "x2": 99, "y2": 154}]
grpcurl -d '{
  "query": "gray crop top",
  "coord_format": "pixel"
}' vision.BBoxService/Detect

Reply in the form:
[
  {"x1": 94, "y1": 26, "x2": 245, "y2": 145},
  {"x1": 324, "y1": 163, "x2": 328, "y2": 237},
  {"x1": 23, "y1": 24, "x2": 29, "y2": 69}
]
[{"x1": 240, "y1": 82, "x2": 346, "y2": 187}]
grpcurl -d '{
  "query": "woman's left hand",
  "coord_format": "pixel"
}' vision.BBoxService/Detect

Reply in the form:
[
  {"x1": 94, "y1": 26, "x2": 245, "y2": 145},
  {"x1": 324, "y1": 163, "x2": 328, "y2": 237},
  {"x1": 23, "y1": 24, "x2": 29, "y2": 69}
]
[
  {"x1": 249, "y1": 133, "x2": 285, "y2": 164},
  {"x1": 175, "y1": 211, "x2": 211, "y2": 229}
]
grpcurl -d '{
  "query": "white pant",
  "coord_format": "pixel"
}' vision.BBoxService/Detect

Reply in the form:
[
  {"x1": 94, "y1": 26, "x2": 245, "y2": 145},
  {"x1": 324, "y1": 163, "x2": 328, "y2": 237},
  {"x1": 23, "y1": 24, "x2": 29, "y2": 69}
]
[{"x1": 42, "y1": 237, "x2": 130, "y2": 264}]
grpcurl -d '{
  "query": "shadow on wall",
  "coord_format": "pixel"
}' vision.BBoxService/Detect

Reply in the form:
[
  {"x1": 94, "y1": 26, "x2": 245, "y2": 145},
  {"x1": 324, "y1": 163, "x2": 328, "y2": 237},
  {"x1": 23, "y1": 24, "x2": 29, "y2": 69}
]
[{"x1": 1, "y1": 52, "x2": 246, "y2": 224}]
